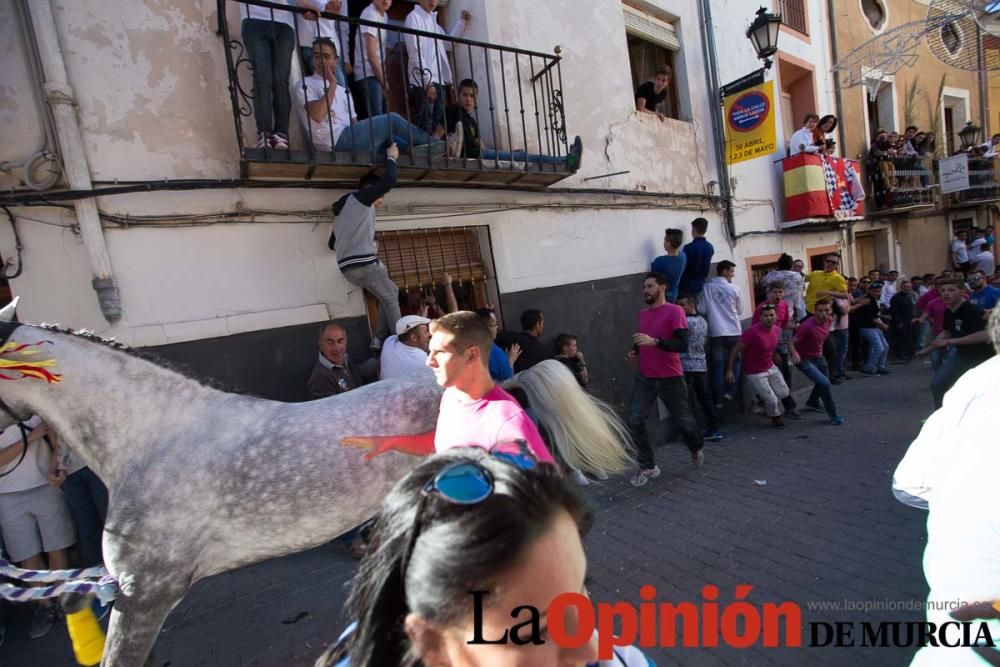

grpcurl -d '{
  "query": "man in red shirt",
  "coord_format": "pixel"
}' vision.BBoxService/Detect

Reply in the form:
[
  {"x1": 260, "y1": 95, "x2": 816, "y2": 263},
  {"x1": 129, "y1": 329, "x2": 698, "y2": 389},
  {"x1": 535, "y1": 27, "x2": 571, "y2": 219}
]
[
  {"x1": 789, "y1": 299, "x2": 843, "y2": 425},
  {"x1": 627, "y1": 273, "x2": 704, "y2": 487},
  {"x1": 727, "y1": 304, "x2": 801, "y2": 427}
]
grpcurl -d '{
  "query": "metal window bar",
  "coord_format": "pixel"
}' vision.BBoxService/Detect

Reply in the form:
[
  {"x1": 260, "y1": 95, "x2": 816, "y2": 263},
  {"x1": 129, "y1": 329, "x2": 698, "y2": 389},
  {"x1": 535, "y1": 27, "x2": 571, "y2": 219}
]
[
  {"x1": 513, "y1": 54, "x2": 530, "y2": 172},
  {"x1": 776, "y1": 0, "x2": 807, "y2": 34},
  {"x1": 528, "y1": 55, "x2": 544, "y2": 174},
  {"x1": 498, "y1": 50, "x2": 515, "y2": 171},
  {"x1": 467, "y1": 42, "x2": 484, "y2": 170},
  {"x1": 432, "y1": 31, "x2": 450, "y2": 168},
  {"x1": 401, "y1": 26, "x2": 418, "y2": 163},
  {"x1": 221, "y1": 0, "x2": 568, "y2": 172},
  {"x1": 555, "y1": 61, "x2": 570, "y2": 160}
]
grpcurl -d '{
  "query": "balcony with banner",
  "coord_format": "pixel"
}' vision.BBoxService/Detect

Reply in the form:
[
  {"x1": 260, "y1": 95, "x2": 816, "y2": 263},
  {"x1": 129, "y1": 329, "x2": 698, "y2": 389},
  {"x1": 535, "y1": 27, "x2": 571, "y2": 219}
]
[
  {"x1": 218, "y1": 0, "x2": 581, "y2": 188},
  {"x1": 941, "y1": 154, "x2": 1000, "y2": 207},
  {"x1": 779, "y1": 153, "x2": 865, "y2": 229}
]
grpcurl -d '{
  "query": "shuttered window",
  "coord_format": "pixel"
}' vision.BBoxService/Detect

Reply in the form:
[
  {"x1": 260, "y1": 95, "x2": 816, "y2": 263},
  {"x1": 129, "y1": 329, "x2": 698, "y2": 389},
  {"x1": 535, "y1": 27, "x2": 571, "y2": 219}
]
[
  {"x1": 376, "y1": 227, "x2": 488, "y2": 290},
  {"x1": 622, "y1": 3, "x2": 680, "y2": 51}
]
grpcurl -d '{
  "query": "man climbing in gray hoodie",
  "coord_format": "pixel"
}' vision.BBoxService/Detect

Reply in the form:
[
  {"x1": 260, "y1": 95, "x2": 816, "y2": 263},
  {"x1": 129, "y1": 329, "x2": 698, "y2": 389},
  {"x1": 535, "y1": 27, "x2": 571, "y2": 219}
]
[{"x1": 329, "y1": 143, "x2": 401, "y2": 350}]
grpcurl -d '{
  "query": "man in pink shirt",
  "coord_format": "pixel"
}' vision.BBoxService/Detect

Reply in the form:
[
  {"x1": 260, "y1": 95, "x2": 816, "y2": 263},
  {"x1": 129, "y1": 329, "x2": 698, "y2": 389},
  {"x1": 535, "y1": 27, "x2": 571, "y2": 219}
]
[
  {"x1": 789, "y1": 300, "x2": 843, "y2": 425},
  {"x1": 627, "y1": 273, "x2": 704, "y2": 487},
  {"x1": 339, "y1": 311, "x2": 554, "y2": 464},
  {"x1": 727, "y1": 304, "x2": 801, "y2": 427},
  {"x1": 752, "y1": 281, "x2": 795, "y2": 386}
]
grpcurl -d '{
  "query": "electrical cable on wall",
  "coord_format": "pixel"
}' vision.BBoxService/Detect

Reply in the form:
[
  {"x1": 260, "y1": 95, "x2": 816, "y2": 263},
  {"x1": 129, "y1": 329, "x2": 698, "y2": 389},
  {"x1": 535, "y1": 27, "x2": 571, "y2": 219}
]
[{"x1": 0, "y1": 207, "x2": 25, "y2": 280}]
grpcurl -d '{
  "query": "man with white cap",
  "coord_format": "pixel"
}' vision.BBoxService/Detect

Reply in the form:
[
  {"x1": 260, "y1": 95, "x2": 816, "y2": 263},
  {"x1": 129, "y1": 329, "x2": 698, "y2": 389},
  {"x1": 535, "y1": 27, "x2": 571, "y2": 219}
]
[{"x1": 379, "y1": 314, "x2": 433, "y2": 380}]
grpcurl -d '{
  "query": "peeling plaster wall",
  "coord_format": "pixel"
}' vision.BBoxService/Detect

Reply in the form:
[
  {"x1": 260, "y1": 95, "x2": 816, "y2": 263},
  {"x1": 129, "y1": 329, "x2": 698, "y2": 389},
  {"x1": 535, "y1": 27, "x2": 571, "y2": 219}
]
[{"x1": 52, "y1": 0, "x2": 237, "y2": 180}]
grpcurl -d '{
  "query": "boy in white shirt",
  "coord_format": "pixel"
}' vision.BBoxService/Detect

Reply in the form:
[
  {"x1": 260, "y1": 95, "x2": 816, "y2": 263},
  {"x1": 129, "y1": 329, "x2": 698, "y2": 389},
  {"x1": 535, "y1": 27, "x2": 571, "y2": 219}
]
[
  {"x1": 403, "y1": 0, "x2": 471, "y2": 136},
  {"x1": 296, "y1": 0, "x2": 350, "y2": 86},
  {"x1": 353, "y1": 0, "x2": 391, "y2": 119},
  {"x1": 297, "y1": 38, "x2": 445, "y2": 159}
]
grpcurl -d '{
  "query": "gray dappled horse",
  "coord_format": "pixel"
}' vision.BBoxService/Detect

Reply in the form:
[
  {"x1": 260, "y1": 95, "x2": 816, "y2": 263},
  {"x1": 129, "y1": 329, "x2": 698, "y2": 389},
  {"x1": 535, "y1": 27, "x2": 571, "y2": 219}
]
[{"x1": 0, "y1": 309, "x2": 631, "y2": 666}]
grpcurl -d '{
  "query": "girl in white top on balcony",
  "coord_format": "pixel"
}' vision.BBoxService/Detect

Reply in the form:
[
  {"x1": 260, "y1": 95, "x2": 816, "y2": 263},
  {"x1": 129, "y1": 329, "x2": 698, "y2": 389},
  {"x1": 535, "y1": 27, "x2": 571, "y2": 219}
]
[{"x1": 788, "y1": 113, "x2": 820, "y2": 156}]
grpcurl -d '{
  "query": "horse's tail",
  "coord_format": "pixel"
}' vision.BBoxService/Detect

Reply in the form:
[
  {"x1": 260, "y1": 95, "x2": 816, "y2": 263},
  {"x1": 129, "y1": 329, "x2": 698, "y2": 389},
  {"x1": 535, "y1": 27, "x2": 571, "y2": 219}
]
[{"x1": 506, "y1": 360, "x2": 634, "y2": 475}]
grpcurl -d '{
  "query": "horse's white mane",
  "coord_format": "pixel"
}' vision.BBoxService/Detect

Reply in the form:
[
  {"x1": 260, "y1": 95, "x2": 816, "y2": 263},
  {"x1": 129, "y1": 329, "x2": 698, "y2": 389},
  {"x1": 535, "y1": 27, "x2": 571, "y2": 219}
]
[{"x1": 36, "y1": 322, "x2": 130, "y2": 351}]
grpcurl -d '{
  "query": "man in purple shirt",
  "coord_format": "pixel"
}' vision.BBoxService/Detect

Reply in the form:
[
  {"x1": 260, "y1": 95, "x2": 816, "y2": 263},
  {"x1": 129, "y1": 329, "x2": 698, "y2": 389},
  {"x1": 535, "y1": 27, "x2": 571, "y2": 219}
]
[
  {"x1": 678, "y1": 217, "x2": 715, "y2": 296},
  {"x1": 627, "y1": 273, "x2": 705, "y2": 487}
]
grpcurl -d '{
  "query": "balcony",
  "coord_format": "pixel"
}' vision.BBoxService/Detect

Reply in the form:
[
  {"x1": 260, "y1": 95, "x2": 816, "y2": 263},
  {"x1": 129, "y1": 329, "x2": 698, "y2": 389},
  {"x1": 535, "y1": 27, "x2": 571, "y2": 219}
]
[
  {"x1": 867, "y1": 154, "x2": 936, "y2": 213},
  {"x1": 945, "y1": 156, "x2": 1000, "y2": 207},
  {"x1": 218, "y1": 0, "x2": 578, "y2": 188},
  {"x1": 780, "y1": 153, "x2": 865, "y2": 229}
]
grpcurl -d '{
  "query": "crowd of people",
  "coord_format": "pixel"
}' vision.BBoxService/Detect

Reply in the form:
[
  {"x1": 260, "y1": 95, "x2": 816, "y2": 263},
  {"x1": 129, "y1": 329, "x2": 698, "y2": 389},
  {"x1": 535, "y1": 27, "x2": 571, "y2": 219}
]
[{"x1": 240, "y1": 0, "x2": 583, "y2": 169}]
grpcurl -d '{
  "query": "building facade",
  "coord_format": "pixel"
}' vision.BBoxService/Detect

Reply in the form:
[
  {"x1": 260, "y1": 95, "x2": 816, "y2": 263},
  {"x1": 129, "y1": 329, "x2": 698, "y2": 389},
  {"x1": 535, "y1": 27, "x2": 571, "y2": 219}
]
[{"x1": 1, "y1": 0, "x2": 891, "y2": 406}]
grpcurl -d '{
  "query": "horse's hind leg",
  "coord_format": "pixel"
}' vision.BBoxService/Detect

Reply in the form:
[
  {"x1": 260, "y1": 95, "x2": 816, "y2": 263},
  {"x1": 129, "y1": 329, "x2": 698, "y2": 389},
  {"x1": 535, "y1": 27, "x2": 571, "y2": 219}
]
[{"x1": 102, "y1": 585, "x2": 184, "y2": 667}]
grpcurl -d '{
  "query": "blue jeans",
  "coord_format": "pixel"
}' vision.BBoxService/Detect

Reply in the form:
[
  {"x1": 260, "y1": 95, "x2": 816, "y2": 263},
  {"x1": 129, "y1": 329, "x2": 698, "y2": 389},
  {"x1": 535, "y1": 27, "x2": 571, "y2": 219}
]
[
  {"x1": 930, "y1": 349, "x2": 977, "y2": 408},
  {"x1": 830, "y1": 328, "x2": 849, "y2": 377},
  {"x1": 626, "y1": 374, "x2": 702, "y2": 470},
  {"x1": 859, "y1": 328, "x2": 888, "y2": 372},
  {"x1": 355, "y1": 76, "x2": 385, "y2": 120},
  {"x1": 482, "y1": 149, "x2": 566, "y2": 165},
  {"x1": 242, "y1": 19, "x2": 295, "y2": 136},
  {"x1": 410, "y1": 83, "x2": 445, "y2": 135},
  {"x1": 62, "y1": 467, "x2": 109, "y2": 567},
  {"x1": 796, "y1": 356, "x2": 839, "y2": 418},
  {"x1": 335, "y1": 113, "x2": 436, "y2": 158},
  {"x1": 299, "y1": 46, "x2": 346, "y2": 87},
  {"x1": 709, "y1": 336, "x2": 741, "y2": 405}
]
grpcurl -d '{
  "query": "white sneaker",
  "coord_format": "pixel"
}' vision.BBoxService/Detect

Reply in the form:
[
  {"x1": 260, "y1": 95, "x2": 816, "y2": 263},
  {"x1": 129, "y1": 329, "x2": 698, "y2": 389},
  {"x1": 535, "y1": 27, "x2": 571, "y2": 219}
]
[
  {"x1": 447, "y1": 121, "x2": 464, "y2": 158},
  {"x1": 629, "y1": 466, "x2": 661, "y2": 487},
  {"x1": 593, "y1": 469, "x2": 609, "y2": 481},
  {"x1": 570, "y1": 469, "x2": 590, "y2": 486},
  {"x1": 255, "y1": 132, "x2": 269, "y2": 149}
]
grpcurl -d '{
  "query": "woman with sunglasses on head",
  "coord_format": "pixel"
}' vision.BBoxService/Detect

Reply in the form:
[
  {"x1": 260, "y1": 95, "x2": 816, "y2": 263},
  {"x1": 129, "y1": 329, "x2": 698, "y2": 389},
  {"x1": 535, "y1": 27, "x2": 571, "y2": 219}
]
[{"x1": 316, "y1": 444, "x2": 654, "y2": 667}]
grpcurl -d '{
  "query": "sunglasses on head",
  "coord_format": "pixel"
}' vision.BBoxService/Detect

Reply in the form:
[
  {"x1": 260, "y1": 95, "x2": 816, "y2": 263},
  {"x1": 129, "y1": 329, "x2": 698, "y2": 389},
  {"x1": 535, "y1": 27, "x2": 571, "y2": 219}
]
[{"x1": 398, "y1": 440, "x2": 541, "y2": 586}]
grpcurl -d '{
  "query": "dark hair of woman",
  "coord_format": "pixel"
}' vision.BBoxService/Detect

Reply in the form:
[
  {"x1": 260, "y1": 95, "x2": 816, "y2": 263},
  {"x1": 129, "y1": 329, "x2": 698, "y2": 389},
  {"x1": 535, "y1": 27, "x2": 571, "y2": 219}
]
[{"x1": 317, "y1": 448, "x2": 593, "y2": 667}]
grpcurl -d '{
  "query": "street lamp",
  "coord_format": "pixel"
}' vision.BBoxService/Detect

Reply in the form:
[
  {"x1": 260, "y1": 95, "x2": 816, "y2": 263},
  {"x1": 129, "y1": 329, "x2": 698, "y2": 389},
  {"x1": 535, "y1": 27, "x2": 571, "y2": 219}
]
[
  {"x1": 958, "y1": 121, "x2": 982, "y2": 150},
  {"x1": 746, "y1": 7, "x2": 782, "y2": 70}
]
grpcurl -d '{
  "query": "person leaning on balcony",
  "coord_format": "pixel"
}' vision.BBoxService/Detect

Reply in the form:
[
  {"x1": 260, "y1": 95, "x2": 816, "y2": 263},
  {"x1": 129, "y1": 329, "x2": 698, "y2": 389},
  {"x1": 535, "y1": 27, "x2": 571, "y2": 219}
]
[
  {"x1": 788, "y1": 113, "x2": 820, "y2": 156},
  {"x1": 635, "y1": 65, "x2": 672, "y2": 121},
  {"x1": 445, "y1": 79, "x2": 584, "y2": 170},
  {"x1": 804, "y1": 254, "x2": 849, "y2": 316},
  {"x1": 404, "y1": 0, "x2": 472, "y2": 137},
  {"x1": 297, "y1": 38, "x2": 446, "y2": 160},
  {"x1": 815, "y1": 114, "x2": 838, "y2": 154},
  {"x1": 980, "y1": 133, "x2": 1000, "y2": 158},
  {"x1": 353, "y1": 0, "x2": 392, "y2": 120},
  {"x1": 240, "y1": 0, "x2": 297, "y2": 150}
]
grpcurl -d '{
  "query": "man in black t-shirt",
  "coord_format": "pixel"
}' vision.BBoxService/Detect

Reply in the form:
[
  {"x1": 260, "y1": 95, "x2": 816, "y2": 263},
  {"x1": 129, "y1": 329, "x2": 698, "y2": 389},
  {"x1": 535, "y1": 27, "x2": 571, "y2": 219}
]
[
  {"x1": 445, "y1": 79, "x2": 482, "y2": 159},
  {"x1": 918, "y1": 279, "x2": 993, "y2": 407},
  {"x1": 635, "y1": 65, "x2": 671, "y2": 120},
  {"x1": 855, "y1": 282, "x2": 890, "y2": 375}
]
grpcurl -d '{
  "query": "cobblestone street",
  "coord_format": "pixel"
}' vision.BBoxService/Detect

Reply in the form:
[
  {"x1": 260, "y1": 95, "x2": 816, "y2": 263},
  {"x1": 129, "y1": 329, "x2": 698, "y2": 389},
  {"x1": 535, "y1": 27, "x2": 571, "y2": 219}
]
[{"x1": 5, "y1": 362, "x2": 935, "y2": 666}]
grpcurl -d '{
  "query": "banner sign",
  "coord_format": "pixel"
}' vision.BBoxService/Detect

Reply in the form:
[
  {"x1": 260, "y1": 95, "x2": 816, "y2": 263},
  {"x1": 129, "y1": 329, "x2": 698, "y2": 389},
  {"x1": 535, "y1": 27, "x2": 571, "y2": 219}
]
[
  {"x1": 724, "y1": 81, "x2": 777, "y2": 165},
  {"x1": 938, "y1": 154, "x2": 970, "y2": 194}
]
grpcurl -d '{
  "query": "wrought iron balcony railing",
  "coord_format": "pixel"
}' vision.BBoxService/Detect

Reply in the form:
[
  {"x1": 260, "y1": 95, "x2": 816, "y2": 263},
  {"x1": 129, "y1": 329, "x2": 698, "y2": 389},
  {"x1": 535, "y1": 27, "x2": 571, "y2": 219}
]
[
  {"x1": 868, "y1": 154, "x2": 936, "y2": 211},
  {"x1": 217, "y1": 0, "x2": 578, "y2": 187},
  {"x1": 946, "y1": 156, "x2": 1000, "y2": 206}
]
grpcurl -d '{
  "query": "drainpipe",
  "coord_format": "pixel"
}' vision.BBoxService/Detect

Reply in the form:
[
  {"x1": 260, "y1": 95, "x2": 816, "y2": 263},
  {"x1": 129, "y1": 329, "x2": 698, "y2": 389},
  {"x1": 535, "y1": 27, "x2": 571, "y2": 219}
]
[
  {"x1": 698, "y1": 0, "x2": 736, "y2": 247},
  {"x1": 25, "y1": 0, "x2": 122, "y2": 322},
  {"x1": 826, "y1": 0, "x2": 847, "y2": 154}
]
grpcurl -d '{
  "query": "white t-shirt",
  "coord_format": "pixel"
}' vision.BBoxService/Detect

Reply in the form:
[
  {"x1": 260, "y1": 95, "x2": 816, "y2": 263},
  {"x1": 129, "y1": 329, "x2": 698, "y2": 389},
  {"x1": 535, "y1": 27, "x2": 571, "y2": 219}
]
[
  {"x1": 296, "y1": 75, "x2": 354, "y2": 149},
  {"x1": 951, "y1": 238, "x2": 969, "y2": 264},
  {"x1": 379, "y1": 335, "x2": 432, "y2": 380},
  {"x1": 353, "y1": 4, "x2": 388, "y2": 80},
  {"x1": 788, "y1": 126, "x2": 818, "y2": 156},
  {"x1": 241, "y1": 0, "x2": 295, "y2": 28},
  {"x1": 973, "y1": 249, "x2": 995, "y2": 275},
  {"x1": 896, "y1": 358, "x2": 1000, "y2": 666},
  {"x1": 403, "y1": 4, "x2": 467, "y2": 87},
  {"x1": 697, "y1": 277, "x2": 743, "y2": 337},
  {"x1": 0, "y1": 417, "x2": 50, "y2": 494},
  {"x1": 295, "y1": 0, "x2": 350, "y2": 53}
]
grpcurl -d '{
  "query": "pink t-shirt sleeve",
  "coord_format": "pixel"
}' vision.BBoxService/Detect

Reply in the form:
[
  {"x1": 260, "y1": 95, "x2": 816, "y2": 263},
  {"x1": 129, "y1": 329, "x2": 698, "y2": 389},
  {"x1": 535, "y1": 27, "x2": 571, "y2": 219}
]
[{"x1": 496, "y1": 412, "x2": 555, "y2": 463}]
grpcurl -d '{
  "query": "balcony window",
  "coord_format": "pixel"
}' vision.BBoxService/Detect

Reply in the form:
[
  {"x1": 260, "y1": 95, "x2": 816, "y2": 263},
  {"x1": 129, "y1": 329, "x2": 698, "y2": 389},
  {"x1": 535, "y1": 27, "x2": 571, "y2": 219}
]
[
  {"x1": 775, "y1": 0, "x2": 808, "y2": 35},
  {"x1": 220, "y1": 0, "x2": 579, "y2": 188},
  {"x1": 868, "y1": 153, "x2": 936, "y2": 211}
]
